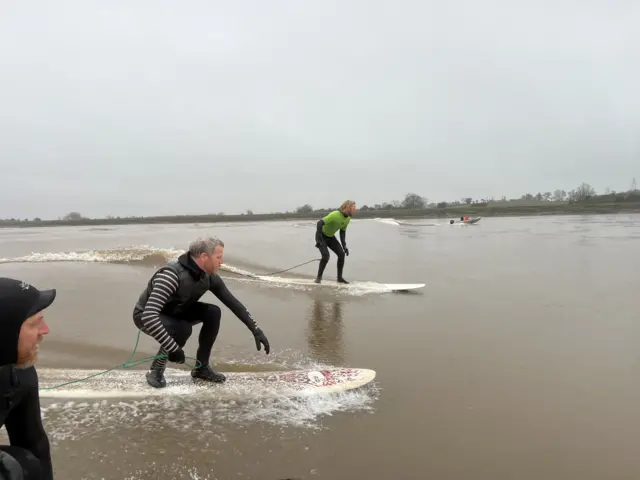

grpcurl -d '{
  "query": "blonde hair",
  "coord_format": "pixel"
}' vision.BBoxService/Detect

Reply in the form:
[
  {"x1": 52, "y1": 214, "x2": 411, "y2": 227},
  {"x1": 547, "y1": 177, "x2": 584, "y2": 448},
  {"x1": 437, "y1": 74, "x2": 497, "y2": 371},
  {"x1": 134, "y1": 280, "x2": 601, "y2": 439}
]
[{"x1": 339, "y1": 200, "x2": 356, "y2": 213}]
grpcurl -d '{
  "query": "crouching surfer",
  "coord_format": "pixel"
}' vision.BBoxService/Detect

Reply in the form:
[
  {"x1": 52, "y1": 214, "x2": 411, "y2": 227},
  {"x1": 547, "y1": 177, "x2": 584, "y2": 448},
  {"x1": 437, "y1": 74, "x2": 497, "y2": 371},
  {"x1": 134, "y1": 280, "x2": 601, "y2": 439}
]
[{"x1": 132, "y1": 237, "x2": 271, "y2": 388}]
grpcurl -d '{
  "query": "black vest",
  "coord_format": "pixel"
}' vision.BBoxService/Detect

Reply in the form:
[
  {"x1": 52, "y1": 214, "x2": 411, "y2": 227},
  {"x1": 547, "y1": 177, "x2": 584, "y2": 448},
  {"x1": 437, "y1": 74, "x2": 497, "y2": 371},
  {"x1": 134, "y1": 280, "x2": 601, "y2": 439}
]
[{"x1": 134, "y1": 253, "x2": 211, "y2": 316}]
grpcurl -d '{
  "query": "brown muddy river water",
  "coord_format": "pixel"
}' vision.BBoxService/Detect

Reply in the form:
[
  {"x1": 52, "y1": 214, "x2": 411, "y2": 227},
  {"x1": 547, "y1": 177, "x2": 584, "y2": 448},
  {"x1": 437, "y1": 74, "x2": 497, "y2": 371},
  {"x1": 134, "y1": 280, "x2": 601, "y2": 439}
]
[{"x1": 1, "y1": 214, "x2": 639, "y2": 479}]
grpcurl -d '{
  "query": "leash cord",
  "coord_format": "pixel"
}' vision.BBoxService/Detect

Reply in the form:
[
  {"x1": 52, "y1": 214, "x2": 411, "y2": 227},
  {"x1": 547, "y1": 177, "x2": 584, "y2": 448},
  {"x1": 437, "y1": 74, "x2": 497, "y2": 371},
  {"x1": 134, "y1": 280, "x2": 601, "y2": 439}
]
[
  {"x1": 41, "y1": 329, "x2": 201, "y2": 391},
  {"x1": 233, "y1": 258, "x2": 320, "y2": 277}
]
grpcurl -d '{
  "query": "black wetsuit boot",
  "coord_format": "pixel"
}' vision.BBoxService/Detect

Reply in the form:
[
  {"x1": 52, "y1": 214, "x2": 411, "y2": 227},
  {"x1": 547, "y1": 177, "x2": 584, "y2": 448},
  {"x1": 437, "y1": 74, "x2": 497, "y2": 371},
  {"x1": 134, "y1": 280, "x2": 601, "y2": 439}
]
[
  {"x1": 146, "y1": 363, "x2": 166, "y2": 388},
  {"x1": 191, "y1": 364, "x2": 226, "y2": 383}
]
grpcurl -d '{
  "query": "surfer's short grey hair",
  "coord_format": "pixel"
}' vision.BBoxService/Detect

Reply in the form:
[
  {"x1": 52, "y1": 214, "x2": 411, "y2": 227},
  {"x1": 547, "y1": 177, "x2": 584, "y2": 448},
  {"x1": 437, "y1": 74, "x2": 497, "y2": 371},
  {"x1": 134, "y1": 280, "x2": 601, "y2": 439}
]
[{"x1": 188, "y1": 236, "x2": 224, "y2": 257}]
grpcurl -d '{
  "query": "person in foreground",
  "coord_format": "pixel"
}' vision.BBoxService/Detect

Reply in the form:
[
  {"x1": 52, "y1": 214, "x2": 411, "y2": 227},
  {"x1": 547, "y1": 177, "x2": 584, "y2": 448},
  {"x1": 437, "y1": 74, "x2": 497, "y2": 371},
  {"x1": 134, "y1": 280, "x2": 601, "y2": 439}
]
[
  {"x1": 133, "y1": 237, "x2": 271, "y2": 389},
  {"x1": 0, "y1": 277, "x2": 55, "y2": 480},
  {"x1": 314, "y1": 200, "x2": 356, "y2": 284}
]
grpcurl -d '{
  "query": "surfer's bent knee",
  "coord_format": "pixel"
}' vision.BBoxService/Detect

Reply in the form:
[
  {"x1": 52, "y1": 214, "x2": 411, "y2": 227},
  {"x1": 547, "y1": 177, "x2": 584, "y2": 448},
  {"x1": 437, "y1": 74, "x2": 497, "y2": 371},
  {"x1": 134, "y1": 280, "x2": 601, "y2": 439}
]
[
  {"x1": 171, "y1": 321, "x2": 193, "y2": 346},
  {"x1": 205, "y1": 304, "x2": 221, "y2": 318}
]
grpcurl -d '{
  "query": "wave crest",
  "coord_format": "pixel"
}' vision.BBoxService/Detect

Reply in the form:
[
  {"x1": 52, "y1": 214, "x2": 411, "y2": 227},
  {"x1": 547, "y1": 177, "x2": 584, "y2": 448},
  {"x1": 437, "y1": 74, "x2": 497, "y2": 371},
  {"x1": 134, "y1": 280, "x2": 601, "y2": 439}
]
[{"x1": 0, "y1": 246, "x2": 183, "y2": 268}]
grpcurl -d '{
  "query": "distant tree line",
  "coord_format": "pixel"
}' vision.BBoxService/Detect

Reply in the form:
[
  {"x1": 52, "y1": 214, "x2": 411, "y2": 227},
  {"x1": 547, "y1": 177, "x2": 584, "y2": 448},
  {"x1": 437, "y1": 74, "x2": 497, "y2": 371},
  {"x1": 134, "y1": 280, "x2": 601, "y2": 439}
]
[
  {"x1": 290, "y1": 180, "x2": 638, "y2": 214},
  {"x1": 1, "y1": 179, "x2": 639, "y2": 225}
]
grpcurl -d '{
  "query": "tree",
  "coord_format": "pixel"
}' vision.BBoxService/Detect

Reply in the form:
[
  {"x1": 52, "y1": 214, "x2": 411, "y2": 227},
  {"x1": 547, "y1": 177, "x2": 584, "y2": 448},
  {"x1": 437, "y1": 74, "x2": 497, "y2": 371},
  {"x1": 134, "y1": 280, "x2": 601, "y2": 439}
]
[
  {"x1": 295, "y1": 204, "x2": 313, "y2": 214},
  {"x1": 567, "y1": 182, "x2": 596, "y2": 202},
  {"x1": 401, "y1": 193, "x2": 428, "y2": 209},
  {"x1": 63, "y1": 212, "x2": 83, "y2": 221},
  {"x1": 553, "y1": 189, "x2": 566, "y2": 201}
]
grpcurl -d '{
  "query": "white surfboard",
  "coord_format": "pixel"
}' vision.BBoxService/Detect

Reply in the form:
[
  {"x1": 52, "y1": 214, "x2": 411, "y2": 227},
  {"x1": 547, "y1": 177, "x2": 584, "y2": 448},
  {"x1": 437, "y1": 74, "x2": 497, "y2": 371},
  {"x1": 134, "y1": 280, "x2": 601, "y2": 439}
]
[
  {"x1": 37, "y1": 367, "x2": 377, "y2": 400},
  {"x1": 231, "y1": 274, "x2": 425, "y2": 293},
  {"x1": 379, "y1": 283, "x2": 425, "y2": 291},
  {"x1": 341, "y1": 281, "x2": 425, "y2": 292}
]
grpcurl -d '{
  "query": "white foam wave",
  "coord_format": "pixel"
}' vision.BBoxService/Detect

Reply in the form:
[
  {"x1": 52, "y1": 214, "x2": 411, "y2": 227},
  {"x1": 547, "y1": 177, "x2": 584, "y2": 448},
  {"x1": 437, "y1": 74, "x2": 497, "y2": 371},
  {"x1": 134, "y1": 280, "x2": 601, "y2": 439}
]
[
  {"x1": 0, "y1": 247, "x2": 265, "y2": 280},
  {"x1": 0, "y1": 246, "x2": 183, "y2": 265},
  {"x1": 372, "y1": 217, "x2": 401, "y2": 226}
]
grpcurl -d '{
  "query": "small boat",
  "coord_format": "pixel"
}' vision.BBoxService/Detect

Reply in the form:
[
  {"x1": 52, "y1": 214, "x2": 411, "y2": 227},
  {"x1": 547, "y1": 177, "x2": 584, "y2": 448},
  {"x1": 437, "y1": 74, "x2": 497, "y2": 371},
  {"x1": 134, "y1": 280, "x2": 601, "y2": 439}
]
[{"x1": 449, "y1": 217, "x2": 482, "y2": 225}]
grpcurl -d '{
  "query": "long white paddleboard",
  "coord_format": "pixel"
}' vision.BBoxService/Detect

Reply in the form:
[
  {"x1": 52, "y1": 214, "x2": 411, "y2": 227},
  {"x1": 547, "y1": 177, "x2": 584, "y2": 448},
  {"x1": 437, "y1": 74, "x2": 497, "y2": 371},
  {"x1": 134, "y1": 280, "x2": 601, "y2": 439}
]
[
  {"x1": 318, "y1": 281, "x2": 425, "y2": 292},
  {"x1": 234, "y1": 275, "x2": 425, "y2": 293},
  {"x1": 37, "y1": 367, "x2": 376, "y2": 400}
]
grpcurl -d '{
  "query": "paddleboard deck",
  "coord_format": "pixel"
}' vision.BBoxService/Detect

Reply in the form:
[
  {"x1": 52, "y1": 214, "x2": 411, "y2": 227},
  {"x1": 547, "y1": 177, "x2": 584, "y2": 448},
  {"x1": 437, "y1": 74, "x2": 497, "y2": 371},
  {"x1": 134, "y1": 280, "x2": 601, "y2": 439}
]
[
  {"x1": 312, "y1": 280, "x2": 425, "y2": 291},
  {"x1": 37, "y1": 367, "x2": 377, "y2": 400},
  {"x1": 237, "y1": 275, "x2": 425, "y2": 292}
]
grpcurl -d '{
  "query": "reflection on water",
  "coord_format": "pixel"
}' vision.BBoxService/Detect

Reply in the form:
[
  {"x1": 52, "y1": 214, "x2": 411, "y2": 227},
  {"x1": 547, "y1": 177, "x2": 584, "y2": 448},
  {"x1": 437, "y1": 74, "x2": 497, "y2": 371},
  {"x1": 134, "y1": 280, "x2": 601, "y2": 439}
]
[{"x1": 306, "y1": 299, "x2": 345, "y2": 366}]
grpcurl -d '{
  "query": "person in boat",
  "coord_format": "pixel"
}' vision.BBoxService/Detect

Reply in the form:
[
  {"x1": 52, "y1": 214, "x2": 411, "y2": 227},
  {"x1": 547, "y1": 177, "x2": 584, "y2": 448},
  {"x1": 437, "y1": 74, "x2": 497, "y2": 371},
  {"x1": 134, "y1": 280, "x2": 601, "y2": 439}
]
[
  {"x1": 0, "y1": 277, "x2": 56, "y2": 480},
  {"x1": 132, "y1": 237, "x2": 271, "y2": 389},
  {"x1": 314, "y1": 200, "x2": 356, "y2": 284}
]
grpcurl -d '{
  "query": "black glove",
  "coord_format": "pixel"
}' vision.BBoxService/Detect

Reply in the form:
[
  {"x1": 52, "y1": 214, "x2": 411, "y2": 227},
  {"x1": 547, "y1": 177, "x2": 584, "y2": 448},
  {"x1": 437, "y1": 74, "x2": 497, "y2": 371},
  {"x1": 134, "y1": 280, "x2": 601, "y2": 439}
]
[
  {"x1": 0, "y1": 451, "x2": 24, "y2": 480},
  {"x1": 343, "y1": 245, "x2": 349, "y2": 256},
  {"x1": 253, "y1": 328, "x2": 270, "y2": 354},
  {"x1": 315, "y1": 232, "x2": 326, "y2": 250},
  {"x1": 167, "y1": 347, "x2": 185, "y2": 364}
]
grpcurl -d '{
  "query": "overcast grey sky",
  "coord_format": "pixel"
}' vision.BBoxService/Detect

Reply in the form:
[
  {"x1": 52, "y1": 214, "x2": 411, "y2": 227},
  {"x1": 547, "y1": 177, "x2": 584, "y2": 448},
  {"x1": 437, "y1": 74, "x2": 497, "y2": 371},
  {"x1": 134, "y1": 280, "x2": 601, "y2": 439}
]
[{"x1": 1, "y1": 0, "x2": 638, "y2": 218}]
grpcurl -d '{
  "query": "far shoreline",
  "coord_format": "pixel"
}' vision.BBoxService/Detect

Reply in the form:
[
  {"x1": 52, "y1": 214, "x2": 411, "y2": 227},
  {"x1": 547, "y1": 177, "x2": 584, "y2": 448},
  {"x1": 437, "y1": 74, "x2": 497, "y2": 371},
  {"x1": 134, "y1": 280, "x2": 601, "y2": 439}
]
[{"x1": 2, "y1": 199, "x2": 640, "y2": 229}]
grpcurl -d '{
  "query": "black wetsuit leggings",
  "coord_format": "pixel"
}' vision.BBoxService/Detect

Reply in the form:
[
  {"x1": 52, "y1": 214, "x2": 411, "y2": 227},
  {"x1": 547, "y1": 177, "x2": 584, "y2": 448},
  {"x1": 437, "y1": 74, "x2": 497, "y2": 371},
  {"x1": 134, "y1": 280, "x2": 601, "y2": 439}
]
[
  {"x1": 134, "y1": 302, "x2": 221, "y2": 371},
  {"x1": 316, "y1": 234, "x2": 345, "y2": 279},
  {"x1": 0, "y1": 446, "x2": 41, "y2": 479}
]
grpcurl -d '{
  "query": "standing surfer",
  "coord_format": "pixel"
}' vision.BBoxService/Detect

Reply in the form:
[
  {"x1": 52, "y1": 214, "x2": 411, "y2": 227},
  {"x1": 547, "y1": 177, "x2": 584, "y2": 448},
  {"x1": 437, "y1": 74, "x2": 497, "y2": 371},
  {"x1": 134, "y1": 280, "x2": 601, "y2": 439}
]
[
  {"x1": 132, "y1": 237, "x2": 270, "y2": 389},
  {"x1": 314, "y1": 200, "x2": 356, "y2": 284}
]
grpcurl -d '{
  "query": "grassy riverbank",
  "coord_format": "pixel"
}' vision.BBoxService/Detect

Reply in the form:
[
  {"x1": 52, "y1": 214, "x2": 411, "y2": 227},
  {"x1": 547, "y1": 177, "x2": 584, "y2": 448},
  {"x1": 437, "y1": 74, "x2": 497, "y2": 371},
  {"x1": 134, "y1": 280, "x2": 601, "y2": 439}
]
[{"x1": 3, "y1": 193, "x2": 640, "y2": 228}]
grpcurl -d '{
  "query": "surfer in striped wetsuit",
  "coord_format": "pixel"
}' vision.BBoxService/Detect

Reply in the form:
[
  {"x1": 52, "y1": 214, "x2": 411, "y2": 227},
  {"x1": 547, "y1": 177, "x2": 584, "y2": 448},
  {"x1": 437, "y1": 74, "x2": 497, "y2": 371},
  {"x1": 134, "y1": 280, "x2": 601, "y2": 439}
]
[
  {"x1": 0, "y1": 277, "x2": 56, "y2": 480},
  {"x1": 314, "y1": 200, "x2": 357, "y2": 284},
  {"x1": 132, "y1": 237, "x2": 270, "y2": 389}
]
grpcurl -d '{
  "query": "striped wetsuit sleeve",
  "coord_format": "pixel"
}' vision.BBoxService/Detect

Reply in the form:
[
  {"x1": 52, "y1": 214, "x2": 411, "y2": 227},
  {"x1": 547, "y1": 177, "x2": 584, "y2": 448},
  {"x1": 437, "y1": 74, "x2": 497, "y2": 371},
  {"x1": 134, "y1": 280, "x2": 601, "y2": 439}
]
[{"x1": 139, "y1": 269, "x2": 180, "y2": 353}]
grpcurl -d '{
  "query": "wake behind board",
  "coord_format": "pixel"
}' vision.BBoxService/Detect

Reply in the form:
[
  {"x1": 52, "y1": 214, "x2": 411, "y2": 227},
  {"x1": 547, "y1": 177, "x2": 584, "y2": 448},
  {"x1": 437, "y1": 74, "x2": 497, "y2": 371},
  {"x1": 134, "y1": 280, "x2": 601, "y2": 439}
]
[{"x1": 37, "y1": 367, "x2": 376, "y2": 400}]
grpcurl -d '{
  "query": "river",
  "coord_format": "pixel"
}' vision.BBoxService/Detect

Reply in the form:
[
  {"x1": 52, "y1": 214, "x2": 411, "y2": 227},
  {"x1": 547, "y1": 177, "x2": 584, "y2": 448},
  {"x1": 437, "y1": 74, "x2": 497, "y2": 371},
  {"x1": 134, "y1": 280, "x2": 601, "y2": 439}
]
[{"x1": 1, "y1": 214, "x2": 639, "y2": 479}]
